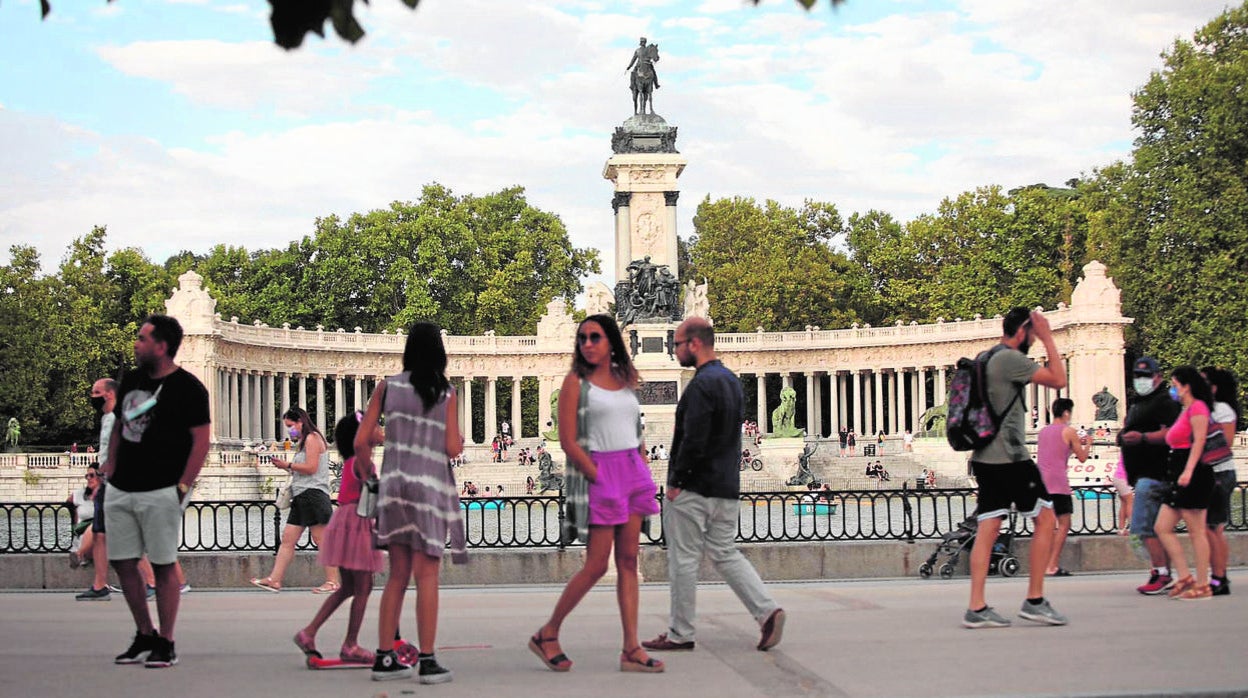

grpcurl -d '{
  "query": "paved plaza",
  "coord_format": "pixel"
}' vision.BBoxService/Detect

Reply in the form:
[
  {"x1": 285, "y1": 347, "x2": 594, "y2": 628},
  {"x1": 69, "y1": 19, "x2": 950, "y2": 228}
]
[{"x1": 3, "y1": 571, "x2": 1246, "y2": 697}]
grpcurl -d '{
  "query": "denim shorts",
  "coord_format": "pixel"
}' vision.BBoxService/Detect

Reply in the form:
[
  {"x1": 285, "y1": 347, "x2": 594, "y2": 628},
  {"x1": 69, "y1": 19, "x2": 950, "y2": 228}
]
[
  {"x1": 1131, "y1": 477, "x2": 1168, "y2": 538},
  {"x1": 1207, "y1": 469, "x2": 1238, "y2": 527}
]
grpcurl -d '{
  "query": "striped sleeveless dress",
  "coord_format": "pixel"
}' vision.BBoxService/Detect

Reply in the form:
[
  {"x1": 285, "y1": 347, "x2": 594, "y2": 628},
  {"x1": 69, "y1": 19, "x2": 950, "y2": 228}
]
[{"x1": 376, "y1": 373, "x2": 467, "y2": 563}]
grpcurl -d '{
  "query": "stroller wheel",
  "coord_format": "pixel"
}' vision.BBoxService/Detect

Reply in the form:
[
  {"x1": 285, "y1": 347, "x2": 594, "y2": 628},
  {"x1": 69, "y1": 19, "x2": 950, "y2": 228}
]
[
  {"x1": 938, "y1": 563, "x2": 955, "y2": 579},
  {"x1": 1000, "y1": 556, "x2": 1020, "y2": 577},
  {"x1": 919, "y1": 563, "x2": 933, "y2": 579}
]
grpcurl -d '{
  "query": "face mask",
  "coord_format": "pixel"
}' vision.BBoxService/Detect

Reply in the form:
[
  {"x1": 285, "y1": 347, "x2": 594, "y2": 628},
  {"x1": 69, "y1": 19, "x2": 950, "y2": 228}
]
[
  {"x1": 90, "y1": 396, "x2": 106, "y2": 413},
  {"x1": 288, "y1": 426, "x2": 301, "y2": 440},
  {"x1": 1168, "y1": 386, "x2": 1180, "y2": 402},
  {"x1": 1133, "y1": 378, "x2": 1156, "y2": 396}
]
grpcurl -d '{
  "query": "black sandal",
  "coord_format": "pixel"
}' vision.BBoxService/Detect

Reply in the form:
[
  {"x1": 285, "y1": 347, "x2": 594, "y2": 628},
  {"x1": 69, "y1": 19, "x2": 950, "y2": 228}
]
[
  {"x1": 528, "y1": 631, "x2": 572, "y2": 672},
  {"x1": 620, "y1": 646, "x2": 664, "y2": 673}
]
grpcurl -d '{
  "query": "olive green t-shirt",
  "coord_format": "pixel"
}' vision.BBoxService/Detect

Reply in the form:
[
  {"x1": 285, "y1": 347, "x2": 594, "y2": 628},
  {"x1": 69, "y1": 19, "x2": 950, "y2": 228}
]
[{"x1": 971, "y1": 346, "x2": 1038, "y2": 464}]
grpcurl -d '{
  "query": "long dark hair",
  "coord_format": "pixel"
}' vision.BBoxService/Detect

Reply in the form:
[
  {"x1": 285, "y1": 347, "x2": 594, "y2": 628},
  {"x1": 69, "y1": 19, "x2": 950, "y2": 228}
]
[
  {"x1": 572, "y1": 314, "x2": 638, "y2": 388},
  {"x1": 1202, "y1": 366, "x2": 1240, "y2": 420},
  {"x1": 1171, "y1": 366, "x2": 1213, "y2": 410},
  {"x1": 83, "y1": 463, "x2": 101, "y2": 498},
  {"x1": 403, "y1": 322, "x2": 450, "y2": 411},
  {"x1": 333, "y1": 413, "x2": 360, "y2": 460},
  {"x1": 282, "y1": 407, "x2": 322, "y2": 450}
]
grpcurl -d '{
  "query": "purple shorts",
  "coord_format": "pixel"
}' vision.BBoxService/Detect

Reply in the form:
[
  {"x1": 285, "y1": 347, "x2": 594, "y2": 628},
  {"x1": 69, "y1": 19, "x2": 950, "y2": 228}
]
[{"x1": 587, "y1": 449, "x2": 660, "y2": 526}]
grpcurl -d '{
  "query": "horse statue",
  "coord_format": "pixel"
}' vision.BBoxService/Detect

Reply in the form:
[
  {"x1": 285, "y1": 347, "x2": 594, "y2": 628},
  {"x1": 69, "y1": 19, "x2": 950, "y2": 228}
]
[{"x1": 627, "y1": 38, "x2": 660, "y2": 115}]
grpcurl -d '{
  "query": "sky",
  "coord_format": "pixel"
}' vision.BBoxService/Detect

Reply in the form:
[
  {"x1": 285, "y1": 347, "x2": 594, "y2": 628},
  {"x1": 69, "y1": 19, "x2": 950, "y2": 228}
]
[{"x1": 0, "y1": 0, "x2": 1236, "y2": 290}]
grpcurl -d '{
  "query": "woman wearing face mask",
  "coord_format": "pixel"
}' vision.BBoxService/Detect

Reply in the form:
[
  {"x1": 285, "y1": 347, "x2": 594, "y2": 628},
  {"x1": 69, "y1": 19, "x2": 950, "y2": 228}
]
[
  {"x1": 251, "y1": 407, "x2": 340, "y2": 593},
  {"x1": 1153, "y1": 366, "x2": 1215, "y2": 600}
]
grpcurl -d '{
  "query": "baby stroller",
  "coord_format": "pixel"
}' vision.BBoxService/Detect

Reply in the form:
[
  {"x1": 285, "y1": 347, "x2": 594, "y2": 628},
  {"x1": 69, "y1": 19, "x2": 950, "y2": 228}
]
[{"x1": 918, "y1": 511, "x2": 1020, "y2": 579}]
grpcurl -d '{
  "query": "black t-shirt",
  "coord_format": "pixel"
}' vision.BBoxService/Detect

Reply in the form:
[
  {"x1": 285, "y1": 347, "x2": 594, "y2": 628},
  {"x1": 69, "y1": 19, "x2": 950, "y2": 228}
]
[
  {"x1": 110, "y1": 367, "x2": 210, "y2": 492},
  {"x1": 1119, "y1": 383, "x2": 1182, "y2": 485}
]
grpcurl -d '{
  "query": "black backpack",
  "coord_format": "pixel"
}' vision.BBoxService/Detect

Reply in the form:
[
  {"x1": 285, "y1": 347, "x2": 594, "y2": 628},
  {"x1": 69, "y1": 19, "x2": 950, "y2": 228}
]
[{"x1": 946, "y1": 345, "x2": 1023, "y2": 452}]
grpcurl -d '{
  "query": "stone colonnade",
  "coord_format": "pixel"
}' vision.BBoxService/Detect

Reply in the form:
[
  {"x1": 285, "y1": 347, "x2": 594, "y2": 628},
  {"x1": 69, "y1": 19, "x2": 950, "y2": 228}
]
[{"x1": 164, "y1": 261, "x2": 1131, "y2": 447}]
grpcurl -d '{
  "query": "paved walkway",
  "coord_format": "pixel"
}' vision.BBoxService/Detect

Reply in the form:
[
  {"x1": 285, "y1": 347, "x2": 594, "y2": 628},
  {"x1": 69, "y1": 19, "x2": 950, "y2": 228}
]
[{"x1": 3, "y1": 572, "x2": 1246, "y2": 697}]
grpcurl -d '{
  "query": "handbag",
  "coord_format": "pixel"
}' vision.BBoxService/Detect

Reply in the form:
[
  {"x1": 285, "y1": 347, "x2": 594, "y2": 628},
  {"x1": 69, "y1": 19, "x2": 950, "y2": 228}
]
[
  {"x1": 1200, "y1": 424, "x2": 1233, "y2": 468},
  {"x1": 561, "y1": 378, "x2": 594, "y2": 545},
  {"x1": 356, "y1": 476, "x2": 379, "y2": 518},
  {"x1": 274, "y1": 478, "x2": 293, "y2": 509}
]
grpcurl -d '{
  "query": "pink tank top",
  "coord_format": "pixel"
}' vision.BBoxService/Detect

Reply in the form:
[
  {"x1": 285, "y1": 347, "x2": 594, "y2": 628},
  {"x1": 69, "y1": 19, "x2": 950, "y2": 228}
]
[
  {"x1": 1035, "y1": 423, "x2": 1073, "y2": 495},
  {"x1": 337, "y1": 455, "x2": 362, "y2": 505}
]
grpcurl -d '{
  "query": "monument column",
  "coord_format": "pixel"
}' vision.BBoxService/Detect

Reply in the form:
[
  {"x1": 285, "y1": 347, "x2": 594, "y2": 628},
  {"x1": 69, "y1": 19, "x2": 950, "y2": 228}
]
[
  {"x1": 315, "y1": 376, "x2": 326, "y2": 435},
  {"x1": 297, "y1": 374, "x2": 307, "y2": 412},
  {"x1": 756, "y1": 374, "x2": 767, "y2": 431},
  {"x1": 837, "y1": 372, "x2": 847, "y2": 433},
  {"x1": 911, "y1": 369, "x2": 922, "y2": 432},
  {"x1": 281, "y1": 374, "x2": 291, "y2": 430},
  {"x1": 805, "y1": 373, "x2": 816, "y2": 436},
  {"x1": 613, "y1": 193, "x2": 632, "y2": 283},
  {"x1": 355, "y1": 377, "x2": 364, "y2": 412},
  {"x1": 511, "y1": 378, "x2": 522, "y2": 439},
  {"x1": 463, "y1": 378, "x2": 475, "y2": 444},
  {"x1": 334, "y1": 375, "x2": 345, "y2": 427},
  {"x1": 263, "y1": 373, "x2": 275, "y2": 442},
  {"x1": 538, "y1": 376, "x2": 552, "y2": 438},
  {"x1": 828, "y1": 372, "x2": 840, "y2": 434},
  {"x1": 485, "y1": 377, "x2": 498, "y2": 440},
  {"x1": 872, "y1": 370, "x2": 883, "y2": 436}
]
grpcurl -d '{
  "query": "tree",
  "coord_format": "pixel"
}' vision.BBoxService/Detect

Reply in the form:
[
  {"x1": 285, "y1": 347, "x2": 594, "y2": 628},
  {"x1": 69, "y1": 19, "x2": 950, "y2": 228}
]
[
  {"x1": 30, "y1": 0, "x2": 846, "y2": 50},
  {"x1": 685, "y1": 196, "x2": 871, "y2": 332},
  {"x1": 847, "y1": 185, "x2": 1088, "y2": 323},
  {"x1": 1087, "y1": 3, "x2": 1248, "y2": 387}
]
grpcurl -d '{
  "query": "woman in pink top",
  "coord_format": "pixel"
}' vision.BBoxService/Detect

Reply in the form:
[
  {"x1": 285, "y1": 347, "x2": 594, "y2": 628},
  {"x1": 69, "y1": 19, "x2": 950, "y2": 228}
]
[
  {"x1": 1035, "y1": 398, "x2": 1088, "y2": 576},
  {"x1": 1155, "y1": 366, "x2": 1215, "y2": 600}
]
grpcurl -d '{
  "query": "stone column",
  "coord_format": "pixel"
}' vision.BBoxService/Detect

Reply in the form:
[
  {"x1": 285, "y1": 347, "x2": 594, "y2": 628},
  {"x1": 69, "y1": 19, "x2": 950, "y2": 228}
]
[
  {"x1": 228, "y1": 370, "x2": 239, "y2": 440},
  {"x1": 837, "y1": 372, "x2": 847, "y2": 433},
  {"x1": 315, "y1": 376, "x2": 327, "y2": 436},
  {"x1": 216, "y1": 370, "x2": 226, "y2": 442},
  {"x1": 297, "y1": 375, "x2": 307, "y2": 411},
  {"x1": 239, "y1": 371, "x2": 251, "y2": 441},
  {"x1": 872, "y1": 370, "x2": 883, "y2": 436},
  {"x1": 892, "y1": 370, "x2": 903, "y2": 434},
  {"x1": 538, "y1": 376, "x2": 552, "y2": 438},
  {"x1": 355, "y1": 377, "x2": 364, "y2": 412},
  {"x1": 935, "y1": 366, "x2": 947, "y2": 406},
  {"x1": 756, "y1": 374, "x2": 767, "y2": 431},
  {"x1": 911, "y1": 370, "x2": 922, "y2": 432},
  {"x1": 263, "y1": 374, "x2": 275, "y2": 442},
  {"x1": 613, "y1": 192, "x2": 632, "y2": 283},
  {"x1": 813, "y1": 373, "x2": 824, "y2": 438},
  {"x1": 250, "y1": 373, "x2": 262, "y2": 440},
  {"x1": 805, "y1": 373, "x2": 816, "y2": 436},
  {"x1": 664, "y1": 191, "x2": 680, "y2": 274},
  {"x1": 281, "y1": 374, "x2": 291, "y2": 425},
  {"x1": 511, "y1": 378, "x2": 522, "y2": 440},
  {"x1": 463, "y1": 378, "x2": 475, "y2": 444},
  {"x1": 485, "y1": 377, "x2": 498, "y2": 440},
  {"x1": 332, "y1": 375, "x2": 344, "y2": 426},
  {"x1": 855, "y1": 372, "x2": 867, "y2": 435}
]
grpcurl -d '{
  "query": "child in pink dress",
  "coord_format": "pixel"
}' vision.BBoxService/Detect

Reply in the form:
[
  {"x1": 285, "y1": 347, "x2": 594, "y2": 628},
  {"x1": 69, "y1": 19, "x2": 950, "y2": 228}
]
[{"x1": 293, "y1": 413, "x2": 385, "y2": 664}]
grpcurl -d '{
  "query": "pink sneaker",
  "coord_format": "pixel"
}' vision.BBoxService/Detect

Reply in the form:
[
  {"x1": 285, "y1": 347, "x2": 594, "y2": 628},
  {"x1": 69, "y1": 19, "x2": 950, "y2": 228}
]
[{"x1": 339, "y1": 644, "x2": 375, "y2": 664}]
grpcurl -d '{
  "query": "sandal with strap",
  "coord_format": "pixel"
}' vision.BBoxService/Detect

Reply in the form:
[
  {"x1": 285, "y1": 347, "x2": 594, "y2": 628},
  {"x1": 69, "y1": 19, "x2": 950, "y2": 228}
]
[
  {"x1": 339, "y1": 644, "x2": 375, "y2": 664},
  {"x1": 311, "y1": 581, "x2": 340, "y2": 594},
  {"x1": 528, "y1": 631, "x2": 572, "y2": 672},
  {"x1": 620, "y1": 646, "x2": 664, "y2": 673},
  {"x1": 293, "y1": 629, "x2": 319, "y2": 658},
  {"x1": 250, "y1": 577, "x2": 281, "y2": 592}
]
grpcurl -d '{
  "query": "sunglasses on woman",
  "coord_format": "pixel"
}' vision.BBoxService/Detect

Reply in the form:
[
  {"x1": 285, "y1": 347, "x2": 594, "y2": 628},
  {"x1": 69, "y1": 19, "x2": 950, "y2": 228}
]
[{"x1": 577, "y1": 332, "x2": 605, "y2": 345}]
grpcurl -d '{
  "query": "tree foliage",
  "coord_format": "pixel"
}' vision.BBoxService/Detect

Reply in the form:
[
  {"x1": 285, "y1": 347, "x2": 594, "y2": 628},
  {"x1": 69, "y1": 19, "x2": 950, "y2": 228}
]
[
  {"x1": 1088, "y1": 3, "x2": 1248, "y2": 385},
  {"x1": 686, "y1": 196, "x2": 871, "y2": 332}
]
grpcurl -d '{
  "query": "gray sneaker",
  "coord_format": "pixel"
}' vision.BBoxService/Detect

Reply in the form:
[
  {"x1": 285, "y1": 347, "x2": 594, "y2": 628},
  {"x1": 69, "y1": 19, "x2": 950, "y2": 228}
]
[
  {"x1": 1018, "y1": 598, "x2": 1068, "y2": 626},
  {"x1": 963, "y1": 606, "x2": 1011, "y2": 629}
]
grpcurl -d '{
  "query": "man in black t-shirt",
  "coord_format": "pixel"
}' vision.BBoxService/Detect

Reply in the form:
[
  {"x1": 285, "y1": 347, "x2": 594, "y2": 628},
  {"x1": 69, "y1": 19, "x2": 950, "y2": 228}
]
[
  {"x1": 1117, "y1": 356, "x2": 1182, "y2": 594},
  {"x1": 103, "y1": 315, "x2": 210, "y2": 668}
]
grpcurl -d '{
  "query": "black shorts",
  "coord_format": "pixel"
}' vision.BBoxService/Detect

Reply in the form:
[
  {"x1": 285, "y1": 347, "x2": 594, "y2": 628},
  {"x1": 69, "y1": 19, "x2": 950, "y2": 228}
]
[
  {"x1": 1050, "y1": 493, "x2": 1073, "y2": 517},
  {"x1": 1164, "y1": 449, "x2": 1213, "y2": 510},
  {"x1": 92, "y1": 483, "x2": 106, "y2": 534},
  {"x1": 970, "y1": 459, "x2": 1052, "y2": 521},
  {"x1": 286, "y1": 489, "x2": 333, "y2": 527}
]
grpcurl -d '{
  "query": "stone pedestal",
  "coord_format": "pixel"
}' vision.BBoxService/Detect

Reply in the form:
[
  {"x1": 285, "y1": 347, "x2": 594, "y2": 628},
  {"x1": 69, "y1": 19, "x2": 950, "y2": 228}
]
[{"x1": 758, "y1": 437, "x2": 808, "y2": 485}]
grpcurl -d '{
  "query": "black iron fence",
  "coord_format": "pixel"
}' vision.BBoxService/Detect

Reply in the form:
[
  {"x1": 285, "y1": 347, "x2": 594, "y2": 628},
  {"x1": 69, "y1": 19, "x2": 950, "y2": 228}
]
[{"x1": 3, "y1": 484, "x2": 1244, "y2": 554}]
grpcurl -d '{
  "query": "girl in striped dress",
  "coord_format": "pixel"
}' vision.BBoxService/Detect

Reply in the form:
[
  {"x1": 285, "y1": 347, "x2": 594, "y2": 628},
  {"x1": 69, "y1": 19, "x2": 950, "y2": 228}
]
[{"x1": 356, "y1": 322, "x2": 465, "y2": 683}]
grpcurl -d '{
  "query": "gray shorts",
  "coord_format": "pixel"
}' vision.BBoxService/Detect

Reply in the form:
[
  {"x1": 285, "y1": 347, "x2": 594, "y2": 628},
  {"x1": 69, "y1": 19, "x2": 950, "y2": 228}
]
[{"x1": 103, "y1": 485, "x2": 181, "y2": 565}]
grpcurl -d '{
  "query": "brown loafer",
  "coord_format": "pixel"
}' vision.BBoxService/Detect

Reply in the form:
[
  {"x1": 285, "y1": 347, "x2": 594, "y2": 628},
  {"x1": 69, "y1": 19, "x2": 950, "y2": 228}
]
[
  {"x1": 641, "y1": 632, "x2": 695, "y2": 651},
  {"x1": 758, "y1": 608, "x2": 785, "y2": 651}
]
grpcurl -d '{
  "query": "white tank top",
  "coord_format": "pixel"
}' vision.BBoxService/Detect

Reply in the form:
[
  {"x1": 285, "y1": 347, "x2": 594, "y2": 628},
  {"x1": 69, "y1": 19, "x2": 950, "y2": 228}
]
[{"x1": 583, "y1": 383, "x2": 641, "y2": 452}]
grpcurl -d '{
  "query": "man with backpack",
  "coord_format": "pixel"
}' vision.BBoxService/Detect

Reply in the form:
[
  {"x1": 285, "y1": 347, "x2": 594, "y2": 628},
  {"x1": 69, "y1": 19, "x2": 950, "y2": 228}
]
[{"x1": 962, "y1": 308, "x2": 1068, "y2": 629}]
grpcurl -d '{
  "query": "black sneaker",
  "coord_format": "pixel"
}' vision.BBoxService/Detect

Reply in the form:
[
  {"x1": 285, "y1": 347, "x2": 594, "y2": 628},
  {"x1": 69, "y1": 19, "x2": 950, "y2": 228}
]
[
  {"x1": 371, "y1": 649, "x2": 412, "y2": 681},
  {"x1": 115, "y1": 630, "x2": 160, "y2": 664},
  {"x1": 76, "y1": 586, "x2": 111, "y2": 601},
  {"x1": 144, "y1": 636, "x2": 178, "y2": 668},
  {"x1": 417, "y1": 654, "x2": 453, "y2": 684}
]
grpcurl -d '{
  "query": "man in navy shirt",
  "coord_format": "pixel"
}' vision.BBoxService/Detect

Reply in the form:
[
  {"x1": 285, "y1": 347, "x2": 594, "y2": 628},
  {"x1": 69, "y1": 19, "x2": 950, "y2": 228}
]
[{"x1": 643, "y1": 317, "x2": 784, "y2": 653}]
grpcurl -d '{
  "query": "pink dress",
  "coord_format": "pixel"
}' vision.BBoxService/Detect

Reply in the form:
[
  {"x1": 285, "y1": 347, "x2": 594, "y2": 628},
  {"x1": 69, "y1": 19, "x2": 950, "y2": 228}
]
[{"x1": 317, "y1": 455, "x2": 385, "y2": 573}]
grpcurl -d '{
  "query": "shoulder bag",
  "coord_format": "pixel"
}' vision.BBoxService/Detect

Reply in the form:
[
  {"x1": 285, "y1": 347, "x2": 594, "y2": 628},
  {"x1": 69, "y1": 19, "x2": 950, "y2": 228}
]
[{"x1": 561, "y1": 378, "x2": 594, "y2": 545}]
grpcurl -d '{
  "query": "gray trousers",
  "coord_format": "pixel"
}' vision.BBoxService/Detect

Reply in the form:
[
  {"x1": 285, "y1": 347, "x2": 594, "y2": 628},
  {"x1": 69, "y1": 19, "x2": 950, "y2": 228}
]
[{"x1": 664, "y1": 490, "x2": 778, "y2": 643}]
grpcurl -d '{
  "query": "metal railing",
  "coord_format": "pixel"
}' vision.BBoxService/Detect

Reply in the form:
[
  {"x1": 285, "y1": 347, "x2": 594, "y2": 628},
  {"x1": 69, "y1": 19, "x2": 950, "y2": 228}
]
[{"x1": 2, "y1": 484, "x2": 1244, "y2": 554}]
